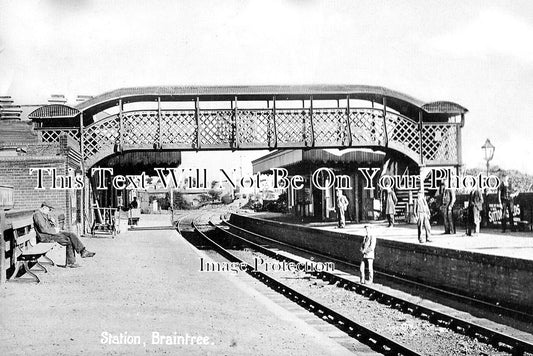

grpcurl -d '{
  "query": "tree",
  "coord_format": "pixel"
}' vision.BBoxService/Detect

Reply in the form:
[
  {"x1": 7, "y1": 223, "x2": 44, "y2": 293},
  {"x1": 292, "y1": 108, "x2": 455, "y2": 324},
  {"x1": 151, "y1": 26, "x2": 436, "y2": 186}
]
[
  {"x1": 221, "y1": 194, "x2": 234, "y2": 204},
  {"x1": 464, "y1": 167, "x2": 533, "y2": 193},
  {"x1": 168, "y1": 191, "x2": 191, "y2": 210},
  {"x1": 208, "y1": 188, "x2": 223, "y2": 201}
]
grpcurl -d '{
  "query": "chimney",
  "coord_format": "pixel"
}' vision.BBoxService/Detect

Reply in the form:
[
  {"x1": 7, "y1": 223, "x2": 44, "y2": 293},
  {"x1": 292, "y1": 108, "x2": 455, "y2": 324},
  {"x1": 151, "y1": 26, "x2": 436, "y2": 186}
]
[
  {"x1": 48, "y1": 94, "x2": 68, "y2": 105},
  {"x1": 0, "y1": 96, "x2": 22, "y2": 121},
  {"x1": 76, "y1": 95, "x2": 94, "y2": 103}
]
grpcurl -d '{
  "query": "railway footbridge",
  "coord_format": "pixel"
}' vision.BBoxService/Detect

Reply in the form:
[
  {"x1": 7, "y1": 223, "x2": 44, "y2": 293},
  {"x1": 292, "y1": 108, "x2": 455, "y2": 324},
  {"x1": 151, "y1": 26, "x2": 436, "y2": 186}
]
[{"x1": 27, "y1": 85, "x2": 468, "y2": 231}]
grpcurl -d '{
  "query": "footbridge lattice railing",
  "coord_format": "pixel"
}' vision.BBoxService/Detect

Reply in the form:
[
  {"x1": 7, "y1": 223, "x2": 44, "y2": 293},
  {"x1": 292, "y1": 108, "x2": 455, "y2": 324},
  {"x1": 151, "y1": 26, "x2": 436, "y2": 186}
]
[{"x1": 36, "y1": 108, "x2": 460, "y2": 168}]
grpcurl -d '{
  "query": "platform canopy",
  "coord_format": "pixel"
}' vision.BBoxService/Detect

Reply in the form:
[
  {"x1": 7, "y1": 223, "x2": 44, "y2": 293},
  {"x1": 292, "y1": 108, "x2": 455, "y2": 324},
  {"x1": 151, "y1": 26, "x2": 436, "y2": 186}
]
[
  {"x1": 252, "y1": 148, "x2": 386, "y2": 174},
  {"x1": 97, "y1": 150, "x2": 182, "y2": 175}
]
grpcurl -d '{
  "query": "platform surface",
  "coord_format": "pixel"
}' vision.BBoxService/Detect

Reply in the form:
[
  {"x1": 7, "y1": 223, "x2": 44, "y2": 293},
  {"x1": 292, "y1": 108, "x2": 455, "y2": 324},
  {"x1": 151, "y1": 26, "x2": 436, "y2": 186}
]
[
  {"x1": 250, "y1": 212, "x2": 533, "y2": 260},
  {"x1": 0, "y1": 214, "x2": 353, "y2": 356}
]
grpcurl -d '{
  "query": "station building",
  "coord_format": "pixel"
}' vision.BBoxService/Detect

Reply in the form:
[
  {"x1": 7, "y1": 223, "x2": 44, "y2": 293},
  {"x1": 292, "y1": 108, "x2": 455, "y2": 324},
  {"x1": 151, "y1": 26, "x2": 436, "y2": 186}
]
[{"x1": 252, "y1": 148, "x2": 417, "y2": 222}]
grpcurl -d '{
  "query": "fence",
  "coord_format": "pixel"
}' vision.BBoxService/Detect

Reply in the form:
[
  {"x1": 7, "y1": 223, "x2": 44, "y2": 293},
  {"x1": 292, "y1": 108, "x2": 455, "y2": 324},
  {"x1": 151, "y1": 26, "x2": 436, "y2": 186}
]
[{"x1": 453, "y1": 192, "x2": 533, "y2": 230}]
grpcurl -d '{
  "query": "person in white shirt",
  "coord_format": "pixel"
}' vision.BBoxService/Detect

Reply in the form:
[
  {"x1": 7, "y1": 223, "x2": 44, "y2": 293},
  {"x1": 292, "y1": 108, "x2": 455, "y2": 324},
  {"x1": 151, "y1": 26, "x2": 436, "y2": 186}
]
[
  {"x1": 359, "y1": 225, "x2": 376, "y2": 284},
  {"x1": 336, "y1": 188, "x2": 349, "y2": 228},
  {"x1": 414, "y1": 188, "x2": 433, "y2": 243}
]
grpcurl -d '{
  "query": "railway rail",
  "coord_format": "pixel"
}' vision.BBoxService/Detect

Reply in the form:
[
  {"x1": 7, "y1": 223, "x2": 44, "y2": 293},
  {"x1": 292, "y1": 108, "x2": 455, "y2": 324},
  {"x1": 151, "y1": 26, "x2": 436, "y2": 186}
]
[
  {"x1": 183, "y1": 215, "x2": 421, "y2": 356},
  {"x1": 176, "y1": 210, "x2": 420, "y2": 354},
  {"x1": 216, "y1": 218, "x2": 533, "y2": 356},
  {"x1": 220, "y1": 218, "x2": 533, "y2": 321},
  {"x1": 222, "y1": 218, "x2": 533, "y2": 323}
]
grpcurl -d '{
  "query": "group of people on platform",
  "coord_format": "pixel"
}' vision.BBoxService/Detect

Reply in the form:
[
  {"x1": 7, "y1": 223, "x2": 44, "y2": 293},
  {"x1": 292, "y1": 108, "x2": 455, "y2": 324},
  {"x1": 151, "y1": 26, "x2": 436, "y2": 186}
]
[
  {"x1": 413, "y1": 180, "x2": 479, "y2": 242},
  {"x1": 334, "y1": 174, "x2": 519, "y2": 286},
  {"x1": 414, "y1": 175, "x2": 518, "y2": 241}
]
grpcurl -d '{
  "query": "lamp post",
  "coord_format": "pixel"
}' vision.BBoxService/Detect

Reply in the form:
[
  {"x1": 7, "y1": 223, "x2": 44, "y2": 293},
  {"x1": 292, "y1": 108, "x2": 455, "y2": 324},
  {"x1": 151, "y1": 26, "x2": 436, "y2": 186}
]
[
  {"x1": 481, "y1": 139, "x2": 495, "y2": 177},
  {"x1": 481, "y1": 139, "x2": 495, "y2": 227}
]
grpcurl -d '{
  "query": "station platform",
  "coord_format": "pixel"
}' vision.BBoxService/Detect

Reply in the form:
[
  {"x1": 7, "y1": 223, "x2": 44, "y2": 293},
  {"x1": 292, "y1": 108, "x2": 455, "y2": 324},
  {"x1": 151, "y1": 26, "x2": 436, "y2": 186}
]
[
  {"x1": 0, "y1": 214, "x2": 354, "y2": 356},
  {"x1": 231, "y1": 212, "x2": 533, "y2": 313},
  {"x1": 250, "y1": 212, "x2": 533, "y2": 260}
]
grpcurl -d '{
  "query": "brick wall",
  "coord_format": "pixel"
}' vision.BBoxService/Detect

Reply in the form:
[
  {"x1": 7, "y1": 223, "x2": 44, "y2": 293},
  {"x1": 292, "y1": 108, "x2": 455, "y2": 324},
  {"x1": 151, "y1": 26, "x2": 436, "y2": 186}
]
[
  {"x1": 230, "y1": 213, "x2": 533, "y2": 312},
  {"x1": 0, "y1": 156, "x2": 69, "y2": 216}
]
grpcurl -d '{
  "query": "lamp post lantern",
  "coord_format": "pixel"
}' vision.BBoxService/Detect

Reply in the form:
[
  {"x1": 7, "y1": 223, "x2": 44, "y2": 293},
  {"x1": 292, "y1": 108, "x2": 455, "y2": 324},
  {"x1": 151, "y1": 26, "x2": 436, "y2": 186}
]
[
  {"x1": 481, "y1": 139, "x2": 495, "y2": 227},
  {"x1": 481, "y1": 139, "x2": 495, "y2": 177}
]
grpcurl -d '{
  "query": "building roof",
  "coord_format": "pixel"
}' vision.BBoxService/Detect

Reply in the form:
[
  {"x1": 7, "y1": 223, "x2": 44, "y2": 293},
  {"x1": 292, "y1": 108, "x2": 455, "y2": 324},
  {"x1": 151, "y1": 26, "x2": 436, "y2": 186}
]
[
  {"x1": 28, "y1": 104, "x2": 80, "y2": 120},
  {"x1": 252, "y1": 148, "x2": 385, "y2": 174},
  {"x1": 422, "y1": 101, "x2": 468, "y2": 114}
]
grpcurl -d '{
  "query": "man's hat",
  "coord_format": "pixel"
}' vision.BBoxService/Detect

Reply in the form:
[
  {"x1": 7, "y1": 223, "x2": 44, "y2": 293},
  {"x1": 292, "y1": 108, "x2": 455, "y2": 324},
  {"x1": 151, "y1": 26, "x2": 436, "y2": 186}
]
[{"x1": 41, "y1": 201, "x2": 54, "y2": 209}]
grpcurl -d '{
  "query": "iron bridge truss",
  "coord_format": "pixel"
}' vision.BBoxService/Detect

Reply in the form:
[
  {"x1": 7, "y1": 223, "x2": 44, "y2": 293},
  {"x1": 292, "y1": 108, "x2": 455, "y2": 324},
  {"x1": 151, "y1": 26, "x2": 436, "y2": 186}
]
[{"x1": 35, "y1": 107, "x2": 459, "y2": 168}]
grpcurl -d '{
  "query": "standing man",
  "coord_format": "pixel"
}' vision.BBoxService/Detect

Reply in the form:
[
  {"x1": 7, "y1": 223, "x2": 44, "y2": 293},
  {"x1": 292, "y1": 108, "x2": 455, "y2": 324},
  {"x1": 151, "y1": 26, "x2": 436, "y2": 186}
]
[
  {"x1": 33, "y1": 202, "x2": 95, "y2": 268},
  {"x1": 129, "y1": 196, "x2": 139, "y2": 209},
  {"x1": 359, "y1": 225, "x2": 376, "y2": 284},
  {"x1": 414, "y1": 188, "x2": 433, "y2": 243},
  {"x1": 498, "y1": 175, "x2": 517, "y2": 232},
  {"x1": 384, "y1": 187, "x2": 398, "y2": 227},
  {"x1": 440, "y1": 181, "x2": 456, "y2": 234},
  {"x1": 336, "y1": 188, "x2": 349, "y2": 229},
  {"x1": 467, "y1": 187, "x2": 484, "y2": 236}
]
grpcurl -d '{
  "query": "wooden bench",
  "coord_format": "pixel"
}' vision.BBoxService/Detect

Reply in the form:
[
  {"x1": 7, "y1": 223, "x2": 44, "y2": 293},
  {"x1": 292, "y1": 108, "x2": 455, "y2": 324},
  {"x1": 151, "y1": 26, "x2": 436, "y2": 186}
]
[{"x1": 8, "y1": 215, "x2": 56, "y2": 283}]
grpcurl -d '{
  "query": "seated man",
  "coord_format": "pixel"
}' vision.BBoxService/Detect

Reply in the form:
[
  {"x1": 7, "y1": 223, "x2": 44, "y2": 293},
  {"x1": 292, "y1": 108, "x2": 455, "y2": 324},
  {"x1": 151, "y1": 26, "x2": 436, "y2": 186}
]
[{"x1": 33, "y1": 202, "x2": 95, "y2": 268}]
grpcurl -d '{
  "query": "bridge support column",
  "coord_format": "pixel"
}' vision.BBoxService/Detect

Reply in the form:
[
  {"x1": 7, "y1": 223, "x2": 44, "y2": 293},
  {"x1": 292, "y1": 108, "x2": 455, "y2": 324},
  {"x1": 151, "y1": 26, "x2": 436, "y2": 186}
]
[
  {"x1": 117, "y1": 99, "x2": 123, "y2": 152},
  {"x1": 271, "y1": 96, "x2": 278, "y2": 148},
  {"x1": 383, "y1": 97, "x2": 388, "y2": 147},
  {"x1": 195, "y1": 97, "x2": 201, "y2": 150},
  {"x1": 0, "y1": 209, "x2": 6, "y2": 284},
  {"x1": 309, "y1": 96, "x2": 315, "y2": 147},
  {"x1": 79, "y1": 111, "x2": 87, "y2": 235},
  {"x1": 418, "y1": 110, "x2": 424, "y2": 166},
  {"x1": 233, "y1": 96, "x2": 240, "y2": 149},
  {"x1": 457, "y1": 114, "x2": 464, "y2": 167},
  {"x1": 345, "y1": 95, "x2": 352, "y2": 146},
  {"x1": 157, "y1": 96, "x2": 162, "y2": 149}
]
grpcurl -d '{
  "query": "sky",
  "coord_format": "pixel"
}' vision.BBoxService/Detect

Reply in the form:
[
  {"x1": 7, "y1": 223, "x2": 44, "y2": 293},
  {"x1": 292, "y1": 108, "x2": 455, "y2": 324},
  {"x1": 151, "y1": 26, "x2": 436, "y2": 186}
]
[{"x1": 1, "y1": 0, "x2": 532, "y2": 174}]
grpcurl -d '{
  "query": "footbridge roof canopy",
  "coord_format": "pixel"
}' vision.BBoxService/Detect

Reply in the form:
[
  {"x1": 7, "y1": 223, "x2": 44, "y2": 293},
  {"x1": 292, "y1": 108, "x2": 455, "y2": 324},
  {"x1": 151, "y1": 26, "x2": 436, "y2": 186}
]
[{"x1": 73, "y1": 85, "x2": 467, "y2": 119}]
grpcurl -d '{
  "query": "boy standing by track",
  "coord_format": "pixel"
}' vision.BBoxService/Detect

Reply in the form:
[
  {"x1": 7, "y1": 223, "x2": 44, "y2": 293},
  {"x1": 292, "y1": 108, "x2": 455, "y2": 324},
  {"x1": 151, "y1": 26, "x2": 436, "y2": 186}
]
[{"x1": 359, "y1": 225, "x2": 376, "y2": 284}]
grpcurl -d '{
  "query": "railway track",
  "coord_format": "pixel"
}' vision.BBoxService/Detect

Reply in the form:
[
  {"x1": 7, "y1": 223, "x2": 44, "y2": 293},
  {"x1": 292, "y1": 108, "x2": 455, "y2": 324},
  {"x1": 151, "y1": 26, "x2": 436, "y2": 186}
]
[
  {"x1": 215, "y1": 218, "x2": 533, "y2": 356},
  {"x1": 184, "y1": 215, "x2": 421, "y2": 356},
  {"x1": 223, "y1": 218, "x2": 533, "y2": 323},
  {"x1": 221, "y1": 218, "x2": 533, "y2": 321}
]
